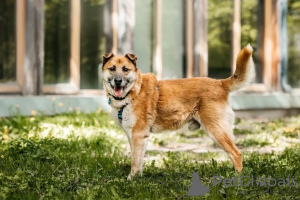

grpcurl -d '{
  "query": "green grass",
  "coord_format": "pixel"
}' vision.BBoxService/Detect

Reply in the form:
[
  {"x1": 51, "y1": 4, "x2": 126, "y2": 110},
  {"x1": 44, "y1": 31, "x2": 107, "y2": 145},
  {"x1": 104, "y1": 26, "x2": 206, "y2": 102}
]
[{"x1": 1, "y1": 112, "x2": 300, "y2": 199}]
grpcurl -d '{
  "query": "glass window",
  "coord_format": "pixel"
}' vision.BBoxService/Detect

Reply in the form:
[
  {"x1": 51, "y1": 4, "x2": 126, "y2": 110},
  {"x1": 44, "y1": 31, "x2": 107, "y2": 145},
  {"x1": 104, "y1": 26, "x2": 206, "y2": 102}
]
[
  {"x1": 241, "y1": 0, "x2": 263, "y2": 83},
  {"x1": 44, "y1": 0, "x2": 71, "y2": 84},
  {"x1": 0, "y1": 0, "x2": 16, "y2": 83},
  {"x1": 161, "y1": 0, "x2": 184, "y2": 79},
  {"x1": 287, "y1": 0, "x2": 300, "y2": 88},
  {"x1": 134, "y1": 0, "x2": 153, "y2": 74},
  {"x1": 80, "y1": 0, "x2": 107, "y2": 89},
  {"x1": 208, "y1": 0, "x2": 233, "y2": 79}
]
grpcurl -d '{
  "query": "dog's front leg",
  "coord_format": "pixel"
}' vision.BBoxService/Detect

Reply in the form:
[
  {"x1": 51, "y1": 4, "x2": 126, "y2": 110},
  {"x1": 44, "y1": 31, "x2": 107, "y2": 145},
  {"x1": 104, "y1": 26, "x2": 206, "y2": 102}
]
[{"x1": 127, "y1": 132, "x2": 149, "y2": 180}]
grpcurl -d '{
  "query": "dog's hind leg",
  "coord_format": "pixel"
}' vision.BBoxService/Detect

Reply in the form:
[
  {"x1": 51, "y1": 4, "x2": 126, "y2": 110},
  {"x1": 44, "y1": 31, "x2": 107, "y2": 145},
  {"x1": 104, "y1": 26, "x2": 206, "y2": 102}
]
[{"x1": 196, "y1": 104, "x2": 242, "y2": 172}]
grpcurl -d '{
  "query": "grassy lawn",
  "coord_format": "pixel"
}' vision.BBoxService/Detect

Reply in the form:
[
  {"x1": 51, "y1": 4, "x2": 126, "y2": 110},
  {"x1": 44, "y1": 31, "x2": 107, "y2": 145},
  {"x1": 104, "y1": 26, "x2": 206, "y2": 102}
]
[{"x1": 1, "y1": 111, "x2": 300, "y2": 199}]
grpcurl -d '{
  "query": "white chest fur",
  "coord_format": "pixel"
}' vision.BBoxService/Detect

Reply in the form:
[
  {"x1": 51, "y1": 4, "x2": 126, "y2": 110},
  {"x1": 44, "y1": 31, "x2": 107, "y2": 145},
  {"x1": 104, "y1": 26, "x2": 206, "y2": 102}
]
[{"x1": 111, "y1": 103, "x2": 136, "y2": 143}]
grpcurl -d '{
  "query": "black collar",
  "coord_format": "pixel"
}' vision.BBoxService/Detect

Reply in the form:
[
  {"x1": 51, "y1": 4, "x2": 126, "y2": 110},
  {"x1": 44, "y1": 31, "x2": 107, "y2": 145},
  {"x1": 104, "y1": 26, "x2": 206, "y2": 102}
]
[
  {"x1": 108, "y1": 91, "x2": 130, "y2": 100},
  {"x1": 107, "y1": 93, "x2": 129, "y2": 120}
]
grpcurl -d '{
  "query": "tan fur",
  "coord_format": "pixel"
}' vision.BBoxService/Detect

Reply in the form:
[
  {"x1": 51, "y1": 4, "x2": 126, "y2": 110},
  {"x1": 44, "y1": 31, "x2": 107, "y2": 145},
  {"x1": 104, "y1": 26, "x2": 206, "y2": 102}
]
[{"x1": 102, "y1": 45, "x2": 255, "y2": 179}]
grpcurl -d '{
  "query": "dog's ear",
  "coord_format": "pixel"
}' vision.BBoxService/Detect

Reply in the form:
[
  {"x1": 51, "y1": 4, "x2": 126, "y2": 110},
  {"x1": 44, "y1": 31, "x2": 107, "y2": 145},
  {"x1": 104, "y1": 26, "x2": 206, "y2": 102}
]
[
  {"x1": 102, "y1": 53, "x2": 114, "y2": 67},
  {"x1": 125, "y1": 53, "x2": 137, "y2": 66}
]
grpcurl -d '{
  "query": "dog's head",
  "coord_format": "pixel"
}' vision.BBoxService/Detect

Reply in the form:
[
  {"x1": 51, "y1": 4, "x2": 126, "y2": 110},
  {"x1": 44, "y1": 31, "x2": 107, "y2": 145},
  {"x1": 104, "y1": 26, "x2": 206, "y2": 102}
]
[{"x1": 101, "y1": 53, "x2": 139, "y2": 98}]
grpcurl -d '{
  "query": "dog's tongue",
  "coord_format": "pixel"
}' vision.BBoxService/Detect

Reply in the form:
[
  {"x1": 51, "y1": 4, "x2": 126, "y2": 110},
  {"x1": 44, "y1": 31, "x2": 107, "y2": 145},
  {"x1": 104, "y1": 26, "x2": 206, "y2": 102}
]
[{"x1": 114, "y1": 87, "x2": 123, "y2": 97}]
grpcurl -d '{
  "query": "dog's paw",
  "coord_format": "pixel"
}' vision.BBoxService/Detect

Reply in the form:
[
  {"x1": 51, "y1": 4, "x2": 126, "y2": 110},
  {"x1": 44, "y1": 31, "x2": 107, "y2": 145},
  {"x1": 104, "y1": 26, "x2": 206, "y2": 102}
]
[
  {"x1": 127, "y1": 170, "x2": 143, "y2": 180},
  {"x1": 127, "y1": 173, "x2": 133, "y2": 180}
]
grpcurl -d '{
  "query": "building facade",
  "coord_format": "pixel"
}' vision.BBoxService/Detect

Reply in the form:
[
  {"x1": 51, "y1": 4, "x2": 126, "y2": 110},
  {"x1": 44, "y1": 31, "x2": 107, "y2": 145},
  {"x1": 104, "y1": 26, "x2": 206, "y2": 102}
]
[{"x1": 0, "y1": 0, "x2": 300, "y2": 118}]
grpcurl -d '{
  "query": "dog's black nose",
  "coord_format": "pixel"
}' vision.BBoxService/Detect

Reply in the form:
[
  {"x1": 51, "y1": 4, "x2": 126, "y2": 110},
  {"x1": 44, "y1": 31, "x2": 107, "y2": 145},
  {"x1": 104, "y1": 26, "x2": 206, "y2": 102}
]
[{"x1": 114, "y1": 77, "x2": 122, "y2": 85}]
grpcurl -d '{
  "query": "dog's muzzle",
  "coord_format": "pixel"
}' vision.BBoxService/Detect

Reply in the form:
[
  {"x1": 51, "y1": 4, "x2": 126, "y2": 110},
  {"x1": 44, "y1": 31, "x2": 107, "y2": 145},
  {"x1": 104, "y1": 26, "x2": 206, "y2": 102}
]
[
  {"x1": 114, "y1": 77, "x2": 122, "y2": 86},
  {"x1": 111, "y1": 77, "x2": 124, "y2": 98}
]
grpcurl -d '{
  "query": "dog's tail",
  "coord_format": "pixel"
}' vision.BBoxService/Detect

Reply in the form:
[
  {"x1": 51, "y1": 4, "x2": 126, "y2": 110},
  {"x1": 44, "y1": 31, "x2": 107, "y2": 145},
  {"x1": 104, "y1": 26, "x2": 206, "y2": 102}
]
[{"x1": 222, "y1": 44, "x2": 255, "y2": 92}]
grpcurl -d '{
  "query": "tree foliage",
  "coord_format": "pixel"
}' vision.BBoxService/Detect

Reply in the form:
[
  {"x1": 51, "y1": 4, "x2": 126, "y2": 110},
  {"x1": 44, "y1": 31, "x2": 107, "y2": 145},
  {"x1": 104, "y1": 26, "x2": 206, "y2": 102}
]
[{"x1": 287, "y1": 0, "x2": 300, "y2": 88}]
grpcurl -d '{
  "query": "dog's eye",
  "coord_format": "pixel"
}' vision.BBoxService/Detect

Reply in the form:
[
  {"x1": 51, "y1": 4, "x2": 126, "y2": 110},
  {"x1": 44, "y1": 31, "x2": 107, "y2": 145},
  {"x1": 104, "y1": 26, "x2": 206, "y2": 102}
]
[
  {"x1": 109, "y1": 66, "x2": 116, "y2": 71},
  {"x1": 122, "y1": 66, "x2": 129, "y2": 72}
]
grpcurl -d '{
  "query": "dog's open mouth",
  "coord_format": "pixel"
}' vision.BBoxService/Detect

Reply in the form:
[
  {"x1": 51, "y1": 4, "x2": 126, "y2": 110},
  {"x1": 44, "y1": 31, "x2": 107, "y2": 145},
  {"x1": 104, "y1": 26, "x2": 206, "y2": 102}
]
[{"x1": 114, "y1": 86, "x2": 123, "y2": 97}]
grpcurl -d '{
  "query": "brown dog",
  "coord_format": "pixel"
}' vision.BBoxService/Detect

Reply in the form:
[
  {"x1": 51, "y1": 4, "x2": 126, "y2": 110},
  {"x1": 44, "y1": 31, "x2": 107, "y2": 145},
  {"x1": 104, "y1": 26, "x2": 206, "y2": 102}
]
[{"x1": 102, "y1": 44, "x2": 255, "y2": 179}]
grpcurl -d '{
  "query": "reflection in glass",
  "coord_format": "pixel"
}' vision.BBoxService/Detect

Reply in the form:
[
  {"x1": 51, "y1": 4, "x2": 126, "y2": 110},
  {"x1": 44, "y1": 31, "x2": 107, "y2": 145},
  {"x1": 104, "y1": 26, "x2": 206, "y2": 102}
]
[
  {"x1": 287, "y1": 0, "x2": 300, "y2": 88},
  {"x1": 241, "y1": 0, "x2": 263, "y2": 83},
  {"x1": 161, "y1": 0, "x2": 184, "y2": 79},
  {"x1": 44, "y1": 0, "x2": 70, "y2": 84},
  {"x1": 0, "y1": 0, "x2": 16, "y2": 83},
  {"x1": 208, "y1": 0, "x2": 233, "y2": 79},
  {"x1": 80, "y1": 0, "x2": 107, "y2": 89},
  {"x1": 134, "y1": 0, "x2": 153, "y2": 74}
]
